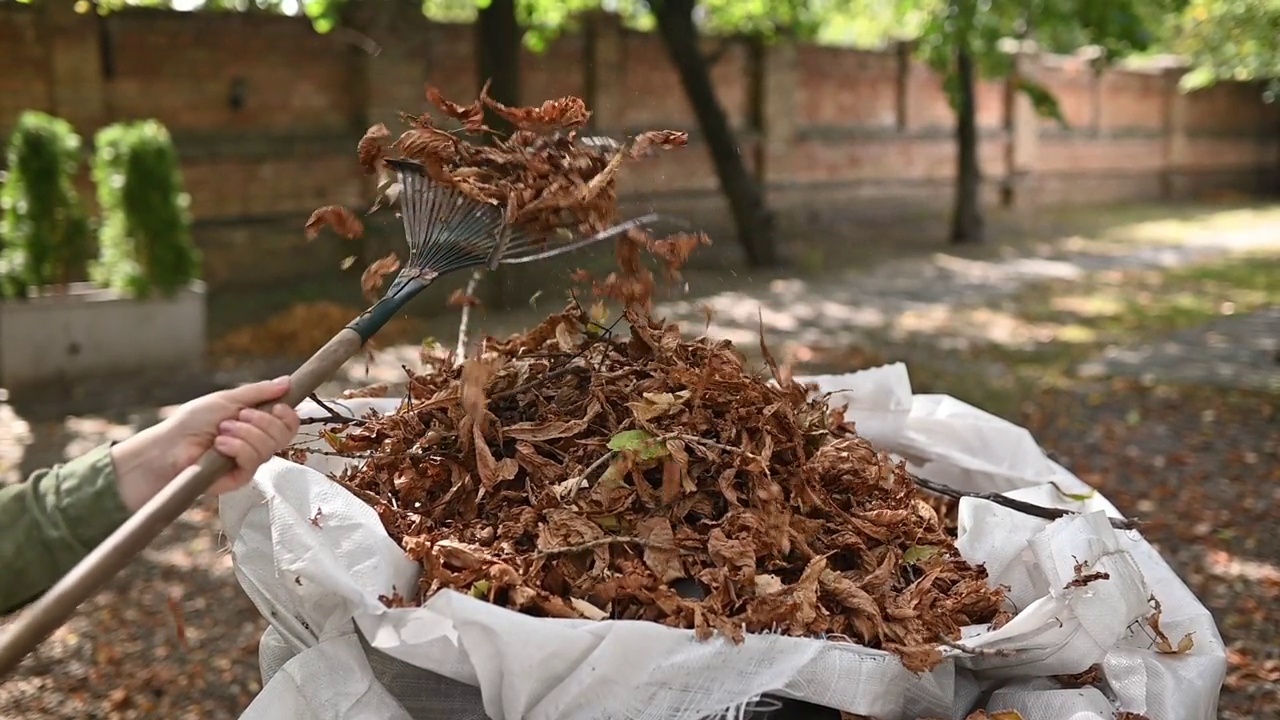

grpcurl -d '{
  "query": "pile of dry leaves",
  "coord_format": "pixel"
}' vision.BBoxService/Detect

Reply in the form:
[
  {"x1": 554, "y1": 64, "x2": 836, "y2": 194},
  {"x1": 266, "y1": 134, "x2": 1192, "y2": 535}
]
[
  {"x1": 315, "y1": 303, "x2": 1006, "y2": 672},
  {"x1": 297, "y1": 86, "x2": 1004, "y2": 674}
]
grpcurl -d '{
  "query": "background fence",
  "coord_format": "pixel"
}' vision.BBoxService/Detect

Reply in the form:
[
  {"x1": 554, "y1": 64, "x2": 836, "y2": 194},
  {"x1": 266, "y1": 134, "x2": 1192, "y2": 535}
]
[{"x1": 3, "y1": 1, "x2": 1277, "y2": 291}]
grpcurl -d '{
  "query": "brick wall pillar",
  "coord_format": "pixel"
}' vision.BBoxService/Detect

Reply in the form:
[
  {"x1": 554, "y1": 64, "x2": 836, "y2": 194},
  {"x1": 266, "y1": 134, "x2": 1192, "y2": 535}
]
[
  {"x1": 342, "y1": 0, "x2": 433, "y2": 130},
  {"x1": 1162, "y1": 66, "x2": 1189, "y2": 199},
  {"x1": 894, "y1": 40, "x2": 918, "y2": 132},
  {"x1": 339, "y1": 0, "x2": 433, "y2": 272},
  {"x1": 583, "y1": 12, "x2": 627, "y2": 134},
  {"x1": 1003, "y1": 50, "x2": 1041, "y2": 208},
  {"x1": 39, "y1": 1, "x2": 106, "y2": 133},
  {"x1": 759, "y1": 40, "x2": 797, "y2": 187}
]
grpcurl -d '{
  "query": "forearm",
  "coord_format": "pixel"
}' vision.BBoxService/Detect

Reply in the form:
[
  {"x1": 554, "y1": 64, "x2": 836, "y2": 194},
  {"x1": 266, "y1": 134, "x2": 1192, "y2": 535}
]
[{"x1": 0, "y1": 444, "x2": 133, "y2": 616}]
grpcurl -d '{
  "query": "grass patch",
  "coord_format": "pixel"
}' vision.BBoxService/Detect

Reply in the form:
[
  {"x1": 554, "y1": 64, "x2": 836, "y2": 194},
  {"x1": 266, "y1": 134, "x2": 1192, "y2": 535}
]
[
  {"x1": 1012, "y1": 251, "x2": 1280, "y2": 341},
  {"x1": 798, "y1": 249, "x2": 1280, "y2": 421}
]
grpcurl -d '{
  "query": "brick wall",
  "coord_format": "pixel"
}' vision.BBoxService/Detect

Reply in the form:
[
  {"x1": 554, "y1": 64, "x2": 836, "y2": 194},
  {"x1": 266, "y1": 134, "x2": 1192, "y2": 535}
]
[{"x1": 2, "y1": 2, "x2": 1277, "y2": 292}]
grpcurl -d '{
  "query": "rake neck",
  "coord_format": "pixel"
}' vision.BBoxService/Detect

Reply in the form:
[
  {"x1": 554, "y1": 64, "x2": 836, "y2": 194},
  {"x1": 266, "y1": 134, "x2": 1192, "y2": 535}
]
[{"x1": 348, "y1": 275, "x2": 431, "y2": 342}]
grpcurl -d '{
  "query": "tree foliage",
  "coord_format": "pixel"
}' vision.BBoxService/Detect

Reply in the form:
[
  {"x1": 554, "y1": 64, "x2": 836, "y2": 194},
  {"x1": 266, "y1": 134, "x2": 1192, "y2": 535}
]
[
  {"x1": 91, "y1": 120, "x2": 201, "y2": 298},
  {"x1": 906, "y1": 0, "x2": 1161, "y2": 121},
  {"x1": 0, "y1": 111, "x2": 92, "y2": 298},
  {"x1": 1171, "y1": 0, "x2": 1280, "y2": 98}
]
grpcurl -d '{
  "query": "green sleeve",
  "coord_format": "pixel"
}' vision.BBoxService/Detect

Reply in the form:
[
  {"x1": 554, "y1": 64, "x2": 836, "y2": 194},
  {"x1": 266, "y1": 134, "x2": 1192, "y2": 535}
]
[{"x1": 0, "y1": 443, "x2": 133, "y2": 616}]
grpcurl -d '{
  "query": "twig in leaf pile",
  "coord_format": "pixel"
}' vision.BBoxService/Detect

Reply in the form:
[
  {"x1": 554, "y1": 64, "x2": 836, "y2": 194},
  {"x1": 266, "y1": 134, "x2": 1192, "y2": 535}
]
[
  {"x1": 558, "y1": 431, "x2": 767, "y2": 501},
  {"x1": 910, "y1": 473, "x2": 1140, "y2": 531},
  {"x1": 300, "y1": 394, "x2": 367, "y2": 426},
  {"x1": 490, "y1": 316, "x2": 622, "y2": 402},
  {"x1": 942, "y1": 639, "x2": 1021, "y2": 658},
  {"x1": 556, "y1": 451, "x2": 617, "y2": 499},
  {"x1": 666, "y1": 433, "x2": 769, "y2": 475},
  {"x1": 535, "y1": 535, "x2": 670, "y2": 558},
  {"x1": 454, "y1": 270, "x2": 484, "y2": 365}
]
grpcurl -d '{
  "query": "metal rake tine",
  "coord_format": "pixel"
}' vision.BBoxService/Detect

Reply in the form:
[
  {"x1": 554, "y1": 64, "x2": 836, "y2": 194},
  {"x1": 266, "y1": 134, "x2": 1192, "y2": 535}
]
[
  {"x1": 499, "y1": 213, "x2": 662, "y2": 265},
  {"x1": 576, "y1": 135, "x2": 626, "y2": 152}
]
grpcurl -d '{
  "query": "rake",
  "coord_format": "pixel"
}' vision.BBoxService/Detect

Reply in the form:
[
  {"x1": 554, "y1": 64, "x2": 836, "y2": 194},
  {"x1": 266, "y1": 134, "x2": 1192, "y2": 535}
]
[{"x1": 0, "y1": 157, "x2": 660, "y2": 675}]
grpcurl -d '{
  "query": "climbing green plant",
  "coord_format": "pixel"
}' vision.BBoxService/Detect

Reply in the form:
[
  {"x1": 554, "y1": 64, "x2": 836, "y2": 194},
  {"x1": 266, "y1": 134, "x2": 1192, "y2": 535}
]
[
  {"x1": 0, "y1": 111, "x2": 93, "y2": 299},
  {"x1": 91, "y1": 120, "x2": 201, "y2": 298}
]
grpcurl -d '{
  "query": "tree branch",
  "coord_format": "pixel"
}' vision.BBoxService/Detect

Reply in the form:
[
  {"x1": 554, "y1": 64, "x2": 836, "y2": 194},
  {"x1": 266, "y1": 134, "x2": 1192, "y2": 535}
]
[
  {"x1": 455, "y1": 270, "x2": 483, "y2": 365},
  {"x1": 300, "y1": 394, "x2": 367, "y2": 426},
  {"x1": 910, "y1": 473, "x2": 1140, "y2": 531}
]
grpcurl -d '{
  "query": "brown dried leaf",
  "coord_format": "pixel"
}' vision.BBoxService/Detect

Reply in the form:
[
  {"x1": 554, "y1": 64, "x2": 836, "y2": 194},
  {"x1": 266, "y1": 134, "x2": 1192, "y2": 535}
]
[
  {"x1": 629, "y1": 130, "x2": 688, "y2": 159},
  {"x1": 1146, "y1": 595, "x2": 1197, "y2": 654},
  {"x1": 449, "y1": 289, "x2": 482, "y2": 309},
  {"x1": 480, "y1": 85, "x2": 591, "y2": 132},
  {"x1": 426, "y1": 83, "x2": 487, "y2": 131},
  {"x1": 361, "y1": 253, "x2": 400, "y2": 302},
  {"x1": 305, "y1": 205, "x2": 364, "y2": 241},
  {"x1": 636, "y1": 517, "x2": 684, "y2": 583},
  {"x1": 358, "y1": 123, "x2": 391, "y2": 174}
]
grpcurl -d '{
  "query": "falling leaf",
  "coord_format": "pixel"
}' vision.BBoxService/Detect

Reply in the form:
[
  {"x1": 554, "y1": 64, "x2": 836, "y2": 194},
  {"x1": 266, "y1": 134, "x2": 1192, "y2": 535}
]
[
  {"x1": 357, "y1": 123, "x2": 391, "y2": 174},
  {"x1": 448, "y1": 288, "x2": 482, "y2": 308},
  {"x1": 361, "y1": 253, "x2": 400, "y2": 302},
  {"x1": 426, "y1": 82, "x2": 487, "y2": 131},
  {"x1": 305, "y1": 205, "x2": 364, "y2": 241},
  {"x1": 480, "y1": 84, "x2": 591, "y2": 132}
]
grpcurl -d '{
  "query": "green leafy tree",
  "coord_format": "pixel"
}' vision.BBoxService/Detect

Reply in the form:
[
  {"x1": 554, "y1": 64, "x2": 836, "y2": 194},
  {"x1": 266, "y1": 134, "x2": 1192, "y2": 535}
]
[
  {"x1": 91, "y1": 120, "x2": 201, "y2": 298},
  {"x1": 1170, "y1": 0, "x2": 1280, "y2": 99},
  {"x1": 0, "y1": 111, "x2": 93, "y2": 299},
  {"x1": 896, "y1": 0, "x2": 1162, "y2": 244}
]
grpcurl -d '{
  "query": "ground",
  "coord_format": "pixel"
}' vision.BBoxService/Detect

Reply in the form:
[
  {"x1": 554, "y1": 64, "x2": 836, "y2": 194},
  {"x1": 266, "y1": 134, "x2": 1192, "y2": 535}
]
[{"x1": 1, "y1": 201, "x2": 1277, "y2": 719}]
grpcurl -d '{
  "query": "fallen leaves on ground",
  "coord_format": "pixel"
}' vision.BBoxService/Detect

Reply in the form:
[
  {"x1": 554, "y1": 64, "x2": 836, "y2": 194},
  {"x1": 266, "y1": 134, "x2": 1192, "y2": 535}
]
[
  {"x1": 1018, "y1": 379, "x2": 1280, "y2": 720},
  {"x1": 209, "y1": 301, "x2": 422, "y2": 360},
  {"x1": 0, "y1": 500, "x2": 265, "y2": 719},
  {"x1": 319, "y1": 302, "x2": 1005, "y2": 671}
]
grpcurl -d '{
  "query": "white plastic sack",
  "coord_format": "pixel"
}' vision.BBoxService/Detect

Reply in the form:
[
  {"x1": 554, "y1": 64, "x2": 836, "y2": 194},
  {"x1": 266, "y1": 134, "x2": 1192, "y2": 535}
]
[{"x1": 222, "y1": 364, "x2": 1225, "y2": 720}]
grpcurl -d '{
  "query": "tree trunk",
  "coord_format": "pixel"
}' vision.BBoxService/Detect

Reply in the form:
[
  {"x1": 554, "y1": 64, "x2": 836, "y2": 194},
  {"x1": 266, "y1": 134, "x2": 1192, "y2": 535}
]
[
  {"x1": 475, "y1": 0, "x2": 522, "y2": 306},
  {"x1": 950, "y1": 43, "x2": 985, "y2": 245},
  {"x1": 477, "y1": 0, "x2": 521, "y2": 133},
  {"x1": 652, "y1": 0, "x2": 779, "y2": 267}
]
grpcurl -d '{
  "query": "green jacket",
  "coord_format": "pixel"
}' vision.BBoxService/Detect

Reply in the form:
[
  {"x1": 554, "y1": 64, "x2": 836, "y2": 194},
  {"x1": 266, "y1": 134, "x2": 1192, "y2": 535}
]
[{"x1": 0, "y1": 443, "x2": 132, "y2": 616}]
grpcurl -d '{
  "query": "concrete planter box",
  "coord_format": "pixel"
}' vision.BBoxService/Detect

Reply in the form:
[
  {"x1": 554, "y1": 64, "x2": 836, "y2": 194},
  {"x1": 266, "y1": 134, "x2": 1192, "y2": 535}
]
[{"x1": 0, "y1": 280, "x2": 207, "y2": 389}]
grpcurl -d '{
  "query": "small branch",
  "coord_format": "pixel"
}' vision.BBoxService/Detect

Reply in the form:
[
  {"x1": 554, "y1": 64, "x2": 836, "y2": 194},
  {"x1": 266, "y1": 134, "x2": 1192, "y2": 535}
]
[
  {"x1": 301, "y1": 394, "x2": 367, "y2": 426},
  {"x1": 454, "y1": 270, "x2": 484, "y2": 365},
  {"x1": 490, "y1": 315, "x2": 620, "y2": 402},
  {"x1": 666, "y1": 432, "x2": 767, "y2": 472},
  {"x1": 910, "y1": 474, "x2": 1140, "y2": 531},
  {"x1": 284, "y1": 446, "x2": 442, "y2": 462},
  {"x1": 535, "y1": 535, "x2": 668, "y2": 558},
  {"x1": 554, "y1": 450, "x2": 617, "y2": 499},
  {"x1": 942, "y1": 639, "x2": 1022, "y2": 658}
]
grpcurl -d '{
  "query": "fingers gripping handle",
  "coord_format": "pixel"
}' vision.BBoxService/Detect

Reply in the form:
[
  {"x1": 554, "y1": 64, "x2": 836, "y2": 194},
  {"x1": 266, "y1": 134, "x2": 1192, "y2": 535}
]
[{"x1": 0, "y1": 329, "x2": 365, "y2": 678}]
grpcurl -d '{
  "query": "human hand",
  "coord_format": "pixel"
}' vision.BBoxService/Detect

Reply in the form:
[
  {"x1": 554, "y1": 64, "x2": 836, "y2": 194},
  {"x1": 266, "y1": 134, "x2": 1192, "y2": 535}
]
[{"x1": 111, "y1": 377, "x2": 301, "y2": 512}]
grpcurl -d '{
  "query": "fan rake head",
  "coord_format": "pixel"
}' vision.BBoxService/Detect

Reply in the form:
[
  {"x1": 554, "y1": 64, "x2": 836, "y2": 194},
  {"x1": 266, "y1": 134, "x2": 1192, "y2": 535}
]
[
  {"x1": 388, "y1": 157, "x2": 658, "y2": 290},
  {"x1": 348, "y1": 157, "x2": 668, "y2": 340}
]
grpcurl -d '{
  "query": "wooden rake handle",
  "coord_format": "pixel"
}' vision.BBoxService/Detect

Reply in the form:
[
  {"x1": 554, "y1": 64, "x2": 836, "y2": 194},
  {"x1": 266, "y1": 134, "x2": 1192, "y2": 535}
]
[{"x1": 0, "y1": 329, "x2": 365, "y2": 677}]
